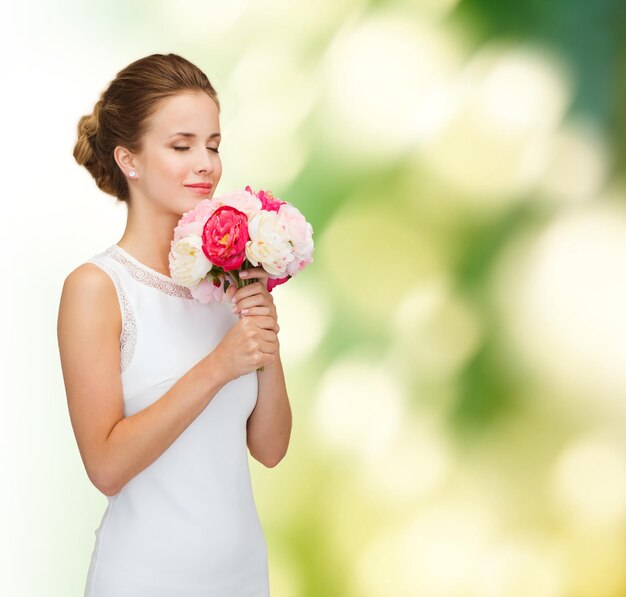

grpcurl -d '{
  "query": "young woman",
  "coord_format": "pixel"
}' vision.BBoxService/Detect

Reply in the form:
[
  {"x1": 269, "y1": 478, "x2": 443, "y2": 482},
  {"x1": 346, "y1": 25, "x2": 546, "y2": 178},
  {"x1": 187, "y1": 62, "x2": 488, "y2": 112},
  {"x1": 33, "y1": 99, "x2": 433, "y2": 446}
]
[{"x1": 57, "y1": 53, "x2": 292, "y2": 597}]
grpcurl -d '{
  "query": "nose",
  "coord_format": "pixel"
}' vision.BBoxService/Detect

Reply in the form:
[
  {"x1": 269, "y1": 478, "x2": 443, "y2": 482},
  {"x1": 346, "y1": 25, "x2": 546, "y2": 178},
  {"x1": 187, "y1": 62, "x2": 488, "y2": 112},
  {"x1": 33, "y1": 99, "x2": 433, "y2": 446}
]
[{"x1": 194, "y1": 150, "x2": 214, "y2": 175}]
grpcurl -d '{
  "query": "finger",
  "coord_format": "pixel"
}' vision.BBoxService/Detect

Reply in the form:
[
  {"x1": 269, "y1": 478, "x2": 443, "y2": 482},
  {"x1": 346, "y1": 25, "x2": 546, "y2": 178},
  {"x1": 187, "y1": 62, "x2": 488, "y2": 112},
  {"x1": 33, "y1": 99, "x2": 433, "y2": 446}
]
[
  {"x1": 239, "y1": 309, "x2": 279, "y2": 333},
  {"x1": 244, "y1": 322, "x2": 276, "y2": 342},
  {"x1": 243, "y1": 314, "x2": 278, "y2": 331},
  {"x1": 240, "y1": 269, "x2": 269, "y2": 290},
  {"x1": 240, "y1": 268, "x2": 269, "y2": 280},
  {"x1": 236, "y1": 306, "x2": 272, "y2": 316},
  {"x1": 258, "y1": 340, "x2": 279, "y2": 355},
  {"x1": 258, "y1": 327, "x2": 278, "y2": 342},
  {"x1": 233, "y1": 294, "x2": 273, "y2": 311},
  {"x1": 233, "y1": 282, "x2": 270, "y2": 303},
  {"x1": 258, "y1": 331, "x2": 279, "y2": 349}
]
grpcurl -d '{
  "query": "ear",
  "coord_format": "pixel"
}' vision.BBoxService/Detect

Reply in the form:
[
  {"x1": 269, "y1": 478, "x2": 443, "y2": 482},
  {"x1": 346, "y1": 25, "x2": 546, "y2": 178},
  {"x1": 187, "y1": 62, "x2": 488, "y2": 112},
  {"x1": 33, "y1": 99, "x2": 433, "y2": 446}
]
[{"x1": 113, "y1": 145, "x2": 139, "y2": 178}]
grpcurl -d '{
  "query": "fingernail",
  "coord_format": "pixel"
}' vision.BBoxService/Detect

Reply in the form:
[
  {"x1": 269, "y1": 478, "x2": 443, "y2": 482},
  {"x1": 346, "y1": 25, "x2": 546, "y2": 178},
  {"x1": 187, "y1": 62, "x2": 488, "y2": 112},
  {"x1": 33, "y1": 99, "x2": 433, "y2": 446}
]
[{"x1": 240, "y1": 271, "x2": 248, "y2": 277}]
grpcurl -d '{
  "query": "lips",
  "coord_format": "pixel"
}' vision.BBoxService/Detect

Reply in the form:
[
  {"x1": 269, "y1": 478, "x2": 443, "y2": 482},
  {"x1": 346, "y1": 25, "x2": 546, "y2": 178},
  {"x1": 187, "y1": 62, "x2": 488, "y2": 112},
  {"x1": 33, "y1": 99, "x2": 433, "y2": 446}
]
[
  {"x1": 185, "y1": 183, "x2": 213, "y2": 189},
  {"x1": 185, "y1": 183, "x2": 213, "y2": 195}
]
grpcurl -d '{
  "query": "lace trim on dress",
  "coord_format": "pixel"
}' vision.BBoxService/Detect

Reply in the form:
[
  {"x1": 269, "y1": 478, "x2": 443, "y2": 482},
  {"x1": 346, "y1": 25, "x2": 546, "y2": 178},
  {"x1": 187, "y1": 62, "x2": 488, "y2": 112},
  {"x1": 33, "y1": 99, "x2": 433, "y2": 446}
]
[
  {"x1": 87, "y1": 257, "x2": 137, "y2": 374},
  {"x1": 106, "y1": 245, "x2": 194, "y2": 300}
]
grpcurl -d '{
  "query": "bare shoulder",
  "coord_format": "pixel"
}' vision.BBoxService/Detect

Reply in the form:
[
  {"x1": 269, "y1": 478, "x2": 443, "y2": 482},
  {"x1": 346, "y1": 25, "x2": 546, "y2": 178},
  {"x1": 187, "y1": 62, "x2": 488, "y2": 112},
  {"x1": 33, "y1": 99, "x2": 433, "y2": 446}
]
[
  {"x1": 60, "y1": 261, "x2": 119, "y2": 305},
  {"x1": 58, "y1": 262, "x2": 121, "y2": 331}
]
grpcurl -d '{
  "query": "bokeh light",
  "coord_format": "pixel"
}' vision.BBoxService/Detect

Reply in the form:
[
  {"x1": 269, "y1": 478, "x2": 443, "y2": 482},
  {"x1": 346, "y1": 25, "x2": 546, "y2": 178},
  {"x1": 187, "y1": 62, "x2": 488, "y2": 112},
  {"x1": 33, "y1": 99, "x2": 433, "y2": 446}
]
[
  {"x1": 312, "y1": 354, "x2": 406, "y2": 462},
  {"x1": 551, "y1": 431, "x2": 626, "y2": 529},
  {"x1": 418, "y1": 41, "x2": 573, "y2": 206},
  {"x1": 493, "y1": 199, "x2": 626, "y2": 415}
]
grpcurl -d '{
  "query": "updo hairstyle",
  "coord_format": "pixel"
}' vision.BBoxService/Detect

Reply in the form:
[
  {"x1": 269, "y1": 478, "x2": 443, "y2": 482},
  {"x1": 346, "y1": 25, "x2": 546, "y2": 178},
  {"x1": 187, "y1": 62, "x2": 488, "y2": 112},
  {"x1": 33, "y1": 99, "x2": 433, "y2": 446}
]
[{"x1": 73, "y1": 53, "x2": 220, "y2": 203}]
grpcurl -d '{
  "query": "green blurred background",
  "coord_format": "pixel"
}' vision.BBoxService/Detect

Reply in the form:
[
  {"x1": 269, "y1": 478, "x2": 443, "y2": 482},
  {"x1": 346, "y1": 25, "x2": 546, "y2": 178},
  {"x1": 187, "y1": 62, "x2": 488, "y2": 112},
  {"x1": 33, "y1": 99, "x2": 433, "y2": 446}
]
[{"x1": 5, "y1": 0, "x2": 626, "y2": 595}]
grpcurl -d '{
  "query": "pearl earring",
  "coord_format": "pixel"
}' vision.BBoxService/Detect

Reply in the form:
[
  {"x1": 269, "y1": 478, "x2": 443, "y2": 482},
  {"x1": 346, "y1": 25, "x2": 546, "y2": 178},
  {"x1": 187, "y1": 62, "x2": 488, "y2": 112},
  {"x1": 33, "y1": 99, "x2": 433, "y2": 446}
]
[{"x1": 129, "y1": 170, "x2": 136, "y2": 178}]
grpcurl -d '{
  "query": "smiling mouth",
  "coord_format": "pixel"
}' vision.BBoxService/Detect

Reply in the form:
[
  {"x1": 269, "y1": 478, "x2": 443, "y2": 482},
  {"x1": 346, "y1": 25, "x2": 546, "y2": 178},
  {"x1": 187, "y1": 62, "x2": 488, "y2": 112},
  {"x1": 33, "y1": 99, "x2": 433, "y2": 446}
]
[{"x1": 185, "y1": 185, "x2": 213, "y2": 194}]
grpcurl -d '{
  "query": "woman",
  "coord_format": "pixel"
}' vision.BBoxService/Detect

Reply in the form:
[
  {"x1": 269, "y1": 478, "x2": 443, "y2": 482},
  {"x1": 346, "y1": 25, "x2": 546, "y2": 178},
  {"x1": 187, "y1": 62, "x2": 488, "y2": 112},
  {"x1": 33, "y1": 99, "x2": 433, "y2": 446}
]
[{"x1": 57, "y1": 53, "x2": 292, "y2": 597}]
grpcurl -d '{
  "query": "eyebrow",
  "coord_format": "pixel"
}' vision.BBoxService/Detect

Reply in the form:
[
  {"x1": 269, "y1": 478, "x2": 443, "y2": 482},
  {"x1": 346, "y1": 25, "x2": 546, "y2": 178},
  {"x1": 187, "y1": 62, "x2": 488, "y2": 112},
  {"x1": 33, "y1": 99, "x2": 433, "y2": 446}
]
[{"x1": 169, "y1": 132, "x2": 221, "y2": 139}]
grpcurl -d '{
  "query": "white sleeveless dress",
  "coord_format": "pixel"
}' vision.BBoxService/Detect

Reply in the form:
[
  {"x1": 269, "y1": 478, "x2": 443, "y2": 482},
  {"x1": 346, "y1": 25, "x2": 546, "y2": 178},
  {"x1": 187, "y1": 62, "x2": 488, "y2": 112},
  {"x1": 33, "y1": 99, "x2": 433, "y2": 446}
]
[{"x1": 82, "y1": 244, "x2": 270, "y2": 597}]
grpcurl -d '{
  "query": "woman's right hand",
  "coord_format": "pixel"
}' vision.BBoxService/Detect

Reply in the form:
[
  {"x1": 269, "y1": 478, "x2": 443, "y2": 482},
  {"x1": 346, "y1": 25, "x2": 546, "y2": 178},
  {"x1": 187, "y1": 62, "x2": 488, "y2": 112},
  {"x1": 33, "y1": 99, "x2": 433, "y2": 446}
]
[{"x1": 212, "y1": 315, "x2": 279, "y2": 381}]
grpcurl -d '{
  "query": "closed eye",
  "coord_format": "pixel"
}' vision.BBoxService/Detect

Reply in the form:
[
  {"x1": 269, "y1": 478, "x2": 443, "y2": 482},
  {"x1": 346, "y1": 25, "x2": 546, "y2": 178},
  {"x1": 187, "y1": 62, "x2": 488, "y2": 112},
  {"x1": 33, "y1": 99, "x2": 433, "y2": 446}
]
[{"x1": 173, "y1": 147, "x2": 220, "y2": 153}]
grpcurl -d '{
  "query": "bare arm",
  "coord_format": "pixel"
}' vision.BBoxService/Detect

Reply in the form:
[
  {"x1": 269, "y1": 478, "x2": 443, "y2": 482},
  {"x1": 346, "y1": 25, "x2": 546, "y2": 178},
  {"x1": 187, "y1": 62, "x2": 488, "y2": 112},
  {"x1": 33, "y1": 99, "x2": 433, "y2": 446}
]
[
  {"x1": 100, "y1": 355, "x2": 226, "y2": 495},
  {"x1": 246, "y1": 338, "x2": 292, "y2": 467},
  {"x1": 57, "y1": 264, "x2": 230, "y2": 497}
]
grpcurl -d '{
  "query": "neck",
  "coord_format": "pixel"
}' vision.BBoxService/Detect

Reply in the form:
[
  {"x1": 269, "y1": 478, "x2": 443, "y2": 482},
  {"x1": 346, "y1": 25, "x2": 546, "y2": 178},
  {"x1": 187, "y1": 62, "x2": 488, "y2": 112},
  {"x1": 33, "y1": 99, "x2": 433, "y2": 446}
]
[{"x1": 117, "y1": 200, "x2": 181, "y2": 275}]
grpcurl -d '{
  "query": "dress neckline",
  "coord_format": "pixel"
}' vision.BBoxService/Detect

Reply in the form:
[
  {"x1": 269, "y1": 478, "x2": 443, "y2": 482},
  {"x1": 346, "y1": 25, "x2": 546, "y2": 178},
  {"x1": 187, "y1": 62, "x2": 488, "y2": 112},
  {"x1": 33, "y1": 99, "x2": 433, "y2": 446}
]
[
  {"x1": 113, "y1": 244, "x2": 177, "y2": 283},
  {"x1": 106, "y1": 244, "x2": 194, "y2": 300}
]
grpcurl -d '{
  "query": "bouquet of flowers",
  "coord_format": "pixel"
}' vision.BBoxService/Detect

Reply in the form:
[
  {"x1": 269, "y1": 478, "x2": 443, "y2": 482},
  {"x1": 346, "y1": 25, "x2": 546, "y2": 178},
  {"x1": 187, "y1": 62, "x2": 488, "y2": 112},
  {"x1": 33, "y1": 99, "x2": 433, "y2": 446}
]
[{"x1": 168, "y1": 185, "x2": 314, "y2": 304}]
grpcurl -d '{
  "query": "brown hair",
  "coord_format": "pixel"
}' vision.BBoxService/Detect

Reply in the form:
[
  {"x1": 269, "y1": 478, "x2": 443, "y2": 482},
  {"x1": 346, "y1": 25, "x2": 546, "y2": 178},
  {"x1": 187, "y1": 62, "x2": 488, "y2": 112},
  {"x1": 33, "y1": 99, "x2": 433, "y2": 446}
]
[{"x1": 73, "y1": 53, "x2": 220, "y2": 203}]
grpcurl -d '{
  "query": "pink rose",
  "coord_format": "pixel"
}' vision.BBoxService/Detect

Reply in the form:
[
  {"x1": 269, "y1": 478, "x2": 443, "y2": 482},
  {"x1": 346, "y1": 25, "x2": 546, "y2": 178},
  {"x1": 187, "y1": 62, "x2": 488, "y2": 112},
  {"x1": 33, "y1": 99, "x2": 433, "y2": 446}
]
[
  {"x1": 245, "y1": 185, "x2": 285, "y2": 213},
  {"x1": 267, "y1": 275, "x2": 290, "y2": 292},
  {"x1": 211, "y1": 189, "x2": 261, "y2": 217},
  {"x1": 173, "y1": 199, "x2": 219, "y2": 245},
  {"x1": 190, "y1": 277, "x2": 225, "y2": 303},
  {"x1": 201, "y1": 205, "x2": 249, "y2": 271}
]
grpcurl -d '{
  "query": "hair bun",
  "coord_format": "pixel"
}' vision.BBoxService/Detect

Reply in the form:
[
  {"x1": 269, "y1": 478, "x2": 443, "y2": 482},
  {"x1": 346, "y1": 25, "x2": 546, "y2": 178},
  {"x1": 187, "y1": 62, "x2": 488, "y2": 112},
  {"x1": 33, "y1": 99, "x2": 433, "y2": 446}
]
[
  {"x1": 73, "y1": 100, "x2": 102, "y2": 168},
  {"x1": 73, "y1": 100, "x2": 114, "y2": 194}
]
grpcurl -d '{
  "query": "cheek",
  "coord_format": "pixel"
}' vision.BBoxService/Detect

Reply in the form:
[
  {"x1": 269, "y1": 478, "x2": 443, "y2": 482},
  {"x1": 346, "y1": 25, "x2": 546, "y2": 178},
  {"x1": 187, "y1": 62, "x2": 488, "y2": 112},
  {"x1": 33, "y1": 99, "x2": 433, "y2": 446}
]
[{"x1": 157, "y1": 152, "x2": 187, "y2": 181}]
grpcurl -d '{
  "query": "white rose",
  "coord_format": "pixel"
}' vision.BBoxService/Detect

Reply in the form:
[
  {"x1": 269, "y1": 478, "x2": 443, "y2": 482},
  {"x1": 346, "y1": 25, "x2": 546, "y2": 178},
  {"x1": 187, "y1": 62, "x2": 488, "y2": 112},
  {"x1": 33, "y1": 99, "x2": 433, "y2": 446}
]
[
  {"x1": 169, "y1": 235, "x2": 213, "y2": 286},
  {"x1": 245, "y1": 210, "x2": 295, "y2": 276}
]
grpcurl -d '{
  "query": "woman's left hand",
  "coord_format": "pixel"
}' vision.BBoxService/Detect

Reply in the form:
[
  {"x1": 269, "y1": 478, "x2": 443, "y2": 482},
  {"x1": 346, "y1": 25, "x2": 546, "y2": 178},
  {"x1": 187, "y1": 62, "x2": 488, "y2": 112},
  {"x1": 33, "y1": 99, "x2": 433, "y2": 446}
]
[{"x1": 227, "y1": 268, "x2": 280, "y2": 334}]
